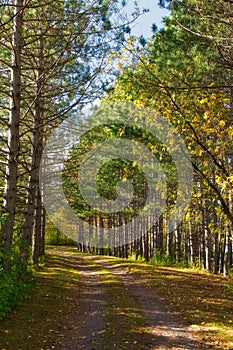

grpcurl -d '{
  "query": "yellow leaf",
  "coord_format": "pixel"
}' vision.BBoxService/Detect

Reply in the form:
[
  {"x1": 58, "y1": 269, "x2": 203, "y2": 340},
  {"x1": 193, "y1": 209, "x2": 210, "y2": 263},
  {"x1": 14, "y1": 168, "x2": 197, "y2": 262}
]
[
  {"x1": 219, "y1": 120, "x2": 226, "y2": 127},
  {"x1": 203, "y1": 112, "x2": 209, "y2": 120},
  {"x1": 200, "y1": 98, "x2": 208, "y2": 104}
]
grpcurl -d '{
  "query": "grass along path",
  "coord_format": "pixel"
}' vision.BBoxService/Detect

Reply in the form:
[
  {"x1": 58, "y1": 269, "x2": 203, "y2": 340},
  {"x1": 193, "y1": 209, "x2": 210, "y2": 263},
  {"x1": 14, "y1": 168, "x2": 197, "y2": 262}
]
[{"x1": 0, "y1": 251, "x2": 80, "y2": 350}]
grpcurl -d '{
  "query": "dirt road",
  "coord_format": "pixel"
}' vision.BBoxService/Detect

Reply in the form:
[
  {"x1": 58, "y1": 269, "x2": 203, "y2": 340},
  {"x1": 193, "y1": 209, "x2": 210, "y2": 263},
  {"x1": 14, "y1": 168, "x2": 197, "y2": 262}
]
[{"x1": 47, "y1": 248, "x2": 210, "y2": 350}]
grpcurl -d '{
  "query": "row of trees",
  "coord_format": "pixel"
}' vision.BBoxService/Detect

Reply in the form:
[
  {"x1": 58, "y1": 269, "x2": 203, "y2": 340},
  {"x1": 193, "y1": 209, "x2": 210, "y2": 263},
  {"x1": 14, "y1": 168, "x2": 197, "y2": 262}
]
[
  {"x1": 64, "y1": 0, "x2": 233, "y2": 275},
  {"x1": 106, "y1": 0, "x2": 233, "y2": 275},
  {"x1": 0, "y1": 0, "x2": 133, "y2": 269}
]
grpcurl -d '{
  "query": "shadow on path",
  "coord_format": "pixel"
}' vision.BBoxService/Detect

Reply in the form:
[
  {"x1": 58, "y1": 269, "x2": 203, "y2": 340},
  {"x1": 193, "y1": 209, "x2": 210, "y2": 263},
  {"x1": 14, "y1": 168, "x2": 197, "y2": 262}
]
[{"x1": 48, "y1": 257, "x2": 106, "y2": 350}]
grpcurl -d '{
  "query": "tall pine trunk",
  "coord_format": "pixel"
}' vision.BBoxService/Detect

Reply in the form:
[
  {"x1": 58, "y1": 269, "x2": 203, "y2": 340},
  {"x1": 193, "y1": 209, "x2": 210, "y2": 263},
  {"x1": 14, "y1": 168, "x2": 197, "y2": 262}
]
[
  {"x1": 32, "y1": 187, "x2": 42, "y2": 265},
  {"x1": 1, "y1": 0, "x2": 23, "y2": 268},
  {"x1": 21, "y1": 33, "x2": 44, "y2": 262}
]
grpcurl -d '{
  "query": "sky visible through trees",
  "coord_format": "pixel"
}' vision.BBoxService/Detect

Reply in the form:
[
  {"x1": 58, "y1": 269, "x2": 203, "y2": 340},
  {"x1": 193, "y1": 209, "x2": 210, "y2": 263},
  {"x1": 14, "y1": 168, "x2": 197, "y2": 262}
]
[{"x1": 123, "y1": 0, "x2": 170, "y2": 37}]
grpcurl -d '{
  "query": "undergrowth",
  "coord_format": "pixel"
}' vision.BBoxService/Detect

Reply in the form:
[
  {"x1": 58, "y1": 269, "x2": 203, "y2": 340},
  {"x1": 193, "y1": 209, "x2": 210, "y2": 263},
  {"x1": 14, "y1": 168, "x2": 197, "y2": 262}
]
[
  {"x1": 225, "y1": 269, "x2": 233, "y2": 296},
  {"x1": 0, "y1": 249, "x2": 33, "y2": 320},
  {"x1": 128, "y1": 251, "x2": 202, "y2": 270}
]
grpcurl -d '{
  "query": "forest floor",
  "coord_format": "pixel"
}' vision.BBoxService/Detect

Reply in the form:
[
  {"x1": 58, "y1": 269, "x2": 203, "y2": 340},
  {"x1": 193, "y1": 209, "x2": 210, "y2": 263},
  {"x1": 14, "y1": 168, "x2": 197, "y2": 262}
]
[{"x1": 0, "y1": 246, "x2": 233, "y2": 350}]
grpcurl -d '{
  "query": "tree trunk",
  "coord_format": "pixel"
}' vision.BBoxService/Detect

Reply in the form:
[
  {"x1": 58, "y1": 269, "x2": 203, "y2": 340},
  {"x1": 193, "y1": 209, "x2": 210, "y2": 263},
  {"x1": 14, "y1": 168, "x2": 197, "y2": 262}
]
[
  {"x1": 199, "y1": 223, "x2": 205, "y2": 269},
  {"x1": 174, "y1": 226, "x2": 182, "y2": 262},
  {"x1": 21, "y1": 32, "x2": 44, "y2": 262},
  {"x1": 219, "y1": 231, "x2": 225, "y2": 274},
  {"x1": 229, "y1": 229, "x2": 233, "y2": 269},
  {"x1": 99, "y1": 214, "x2": 104, "y2": 255},
  {"x1": 213, "y1": 209, "x2": 219, "y2": 274},
  {"x1": 1, "y1": 0, "x2": 23, "y2": 269},
  {"x1": 39, "y1": 205, "x2": 46, "y2": 256},
  {"x1": 166, "y1": 221, "x2": 173, "y2": 260},
  {"x1": 144, "y1": 230, "x2": 149, "y2": 262},
  {"x1": 188, "y1": 221, "x2": 195, "y2": 265},
  {"x1": 202, "y1": 206, "x2": 211, "y2": 272},
  {"x1": 124, "y1": 217, "x2": 129, "y2": 259},
  {"x1": 184, "y1": 222, "x2": 189, "y2": 266},
  {"x1": 223, "y1": 229, "x2": 232, "y2": 276},
  {"x1": 32, "y1": 187, "x2": 42, "y2": 265},
  {"x1": 156, "y1": 216, "x2": 164, "y2": 256}
]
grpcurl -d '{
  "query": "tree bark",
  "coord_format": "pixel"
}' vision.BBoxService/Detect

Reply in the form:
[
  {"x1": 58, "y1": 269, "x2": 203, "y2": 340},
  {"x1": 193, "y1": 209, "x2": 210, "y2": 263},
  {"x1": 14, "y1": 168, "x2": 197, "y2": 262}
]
[
  {"x1": 32, "y1": 186, "x2": 42, "y2": 265},
  {"x1": 223, "y1": 229, "x2": 232, "y2": 276},
  {"x1": 21, "y1": 32, "x2": 44, "y2": 262},
  {"x1": 174, "y1": 226, "x2": 182, "y2": 262},
  {"x1": 1, "y1": 0, "x2": 23, "y2": 268}
]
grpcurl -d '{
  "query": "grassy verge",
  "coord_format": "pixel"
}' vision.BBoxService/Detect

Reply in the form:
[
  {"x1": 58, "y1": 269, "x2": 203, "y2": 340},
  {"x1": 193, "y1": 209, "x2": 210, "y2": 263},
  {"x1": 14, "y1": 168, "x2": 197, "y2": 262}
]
[
  {"x1": 85, "y1": 253, "x2": 233, "y2": 350},
  {"x1": 0, "y1": 251, "x2": 79, "y2": 350}
]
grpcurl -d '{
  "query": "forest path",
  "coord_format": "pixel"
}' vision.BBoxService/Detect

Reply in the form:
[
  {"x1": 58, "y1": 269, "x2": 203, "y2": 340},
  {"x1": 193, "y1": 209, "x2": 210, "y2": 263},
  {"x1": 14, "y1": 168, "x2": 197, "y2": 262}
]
[
  {"x1": 47, "y1": 247, "x2": 209, "y2": 350},
  {"x1": 48, "y1": 255, "x2": 106, "y2": 349}
]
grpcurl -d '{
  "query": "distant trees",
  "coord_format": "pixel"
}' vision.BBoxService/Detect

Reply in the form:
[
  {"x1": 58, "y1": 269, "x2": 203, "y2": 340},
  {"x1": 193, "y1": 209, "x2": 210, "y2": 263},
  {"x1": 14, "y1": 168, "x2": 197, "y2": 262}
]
[{"x1": 62, "y1": 119, "x2": 150, "y2": 256}]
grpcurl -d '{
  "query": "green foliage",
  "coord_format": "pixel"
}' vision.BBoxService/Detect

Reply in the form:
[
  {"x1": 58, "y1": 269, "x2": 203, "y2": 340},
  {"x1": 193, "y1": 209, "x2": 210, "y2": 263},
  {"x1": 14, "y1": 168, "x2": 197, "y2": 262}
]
[
  {"x1": 128, "y1": 251, "x2": 146, "y2": 263},
  {"x1": 45, "y1": 223, "x2": 76, "y2": 246},
  {"x1": 150, "y1": 251, "x2": 202, "y2": 269},
  {"x1": 62, "y1": 122, "x2": 149, "y2": 223},
  {"x1": 127, "y1": 249, "x2": 204, "y2": 270},
  {"x1": 0, "y1": 250, "x2": 33, "y2": 320},
  {"x1": 225, "y1": 269, "x2": 233, "y2": 295},
  {"x1": 225, "y1": 283, "x2": 233, "y2": 296},
  {"x1": 150, "y1": 251, "x2": 173, "y2": 267},
  {"x1": 148, "y1": 252, "x2": 193, "y2": 269}
]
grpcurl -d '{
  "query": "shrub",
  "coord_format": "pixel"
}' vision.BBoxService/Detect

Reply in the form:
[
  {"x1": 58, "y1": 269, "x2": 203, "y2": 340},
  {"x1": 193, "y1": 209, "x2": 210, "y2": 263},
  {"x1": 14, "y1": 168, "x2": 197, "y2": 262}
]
[
  {"x1": 45, "y1": 226, "x2": 76, "y2": 246},
  {"x1": 0, "y1": 250, "x2": 34, "y2": 320}
]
